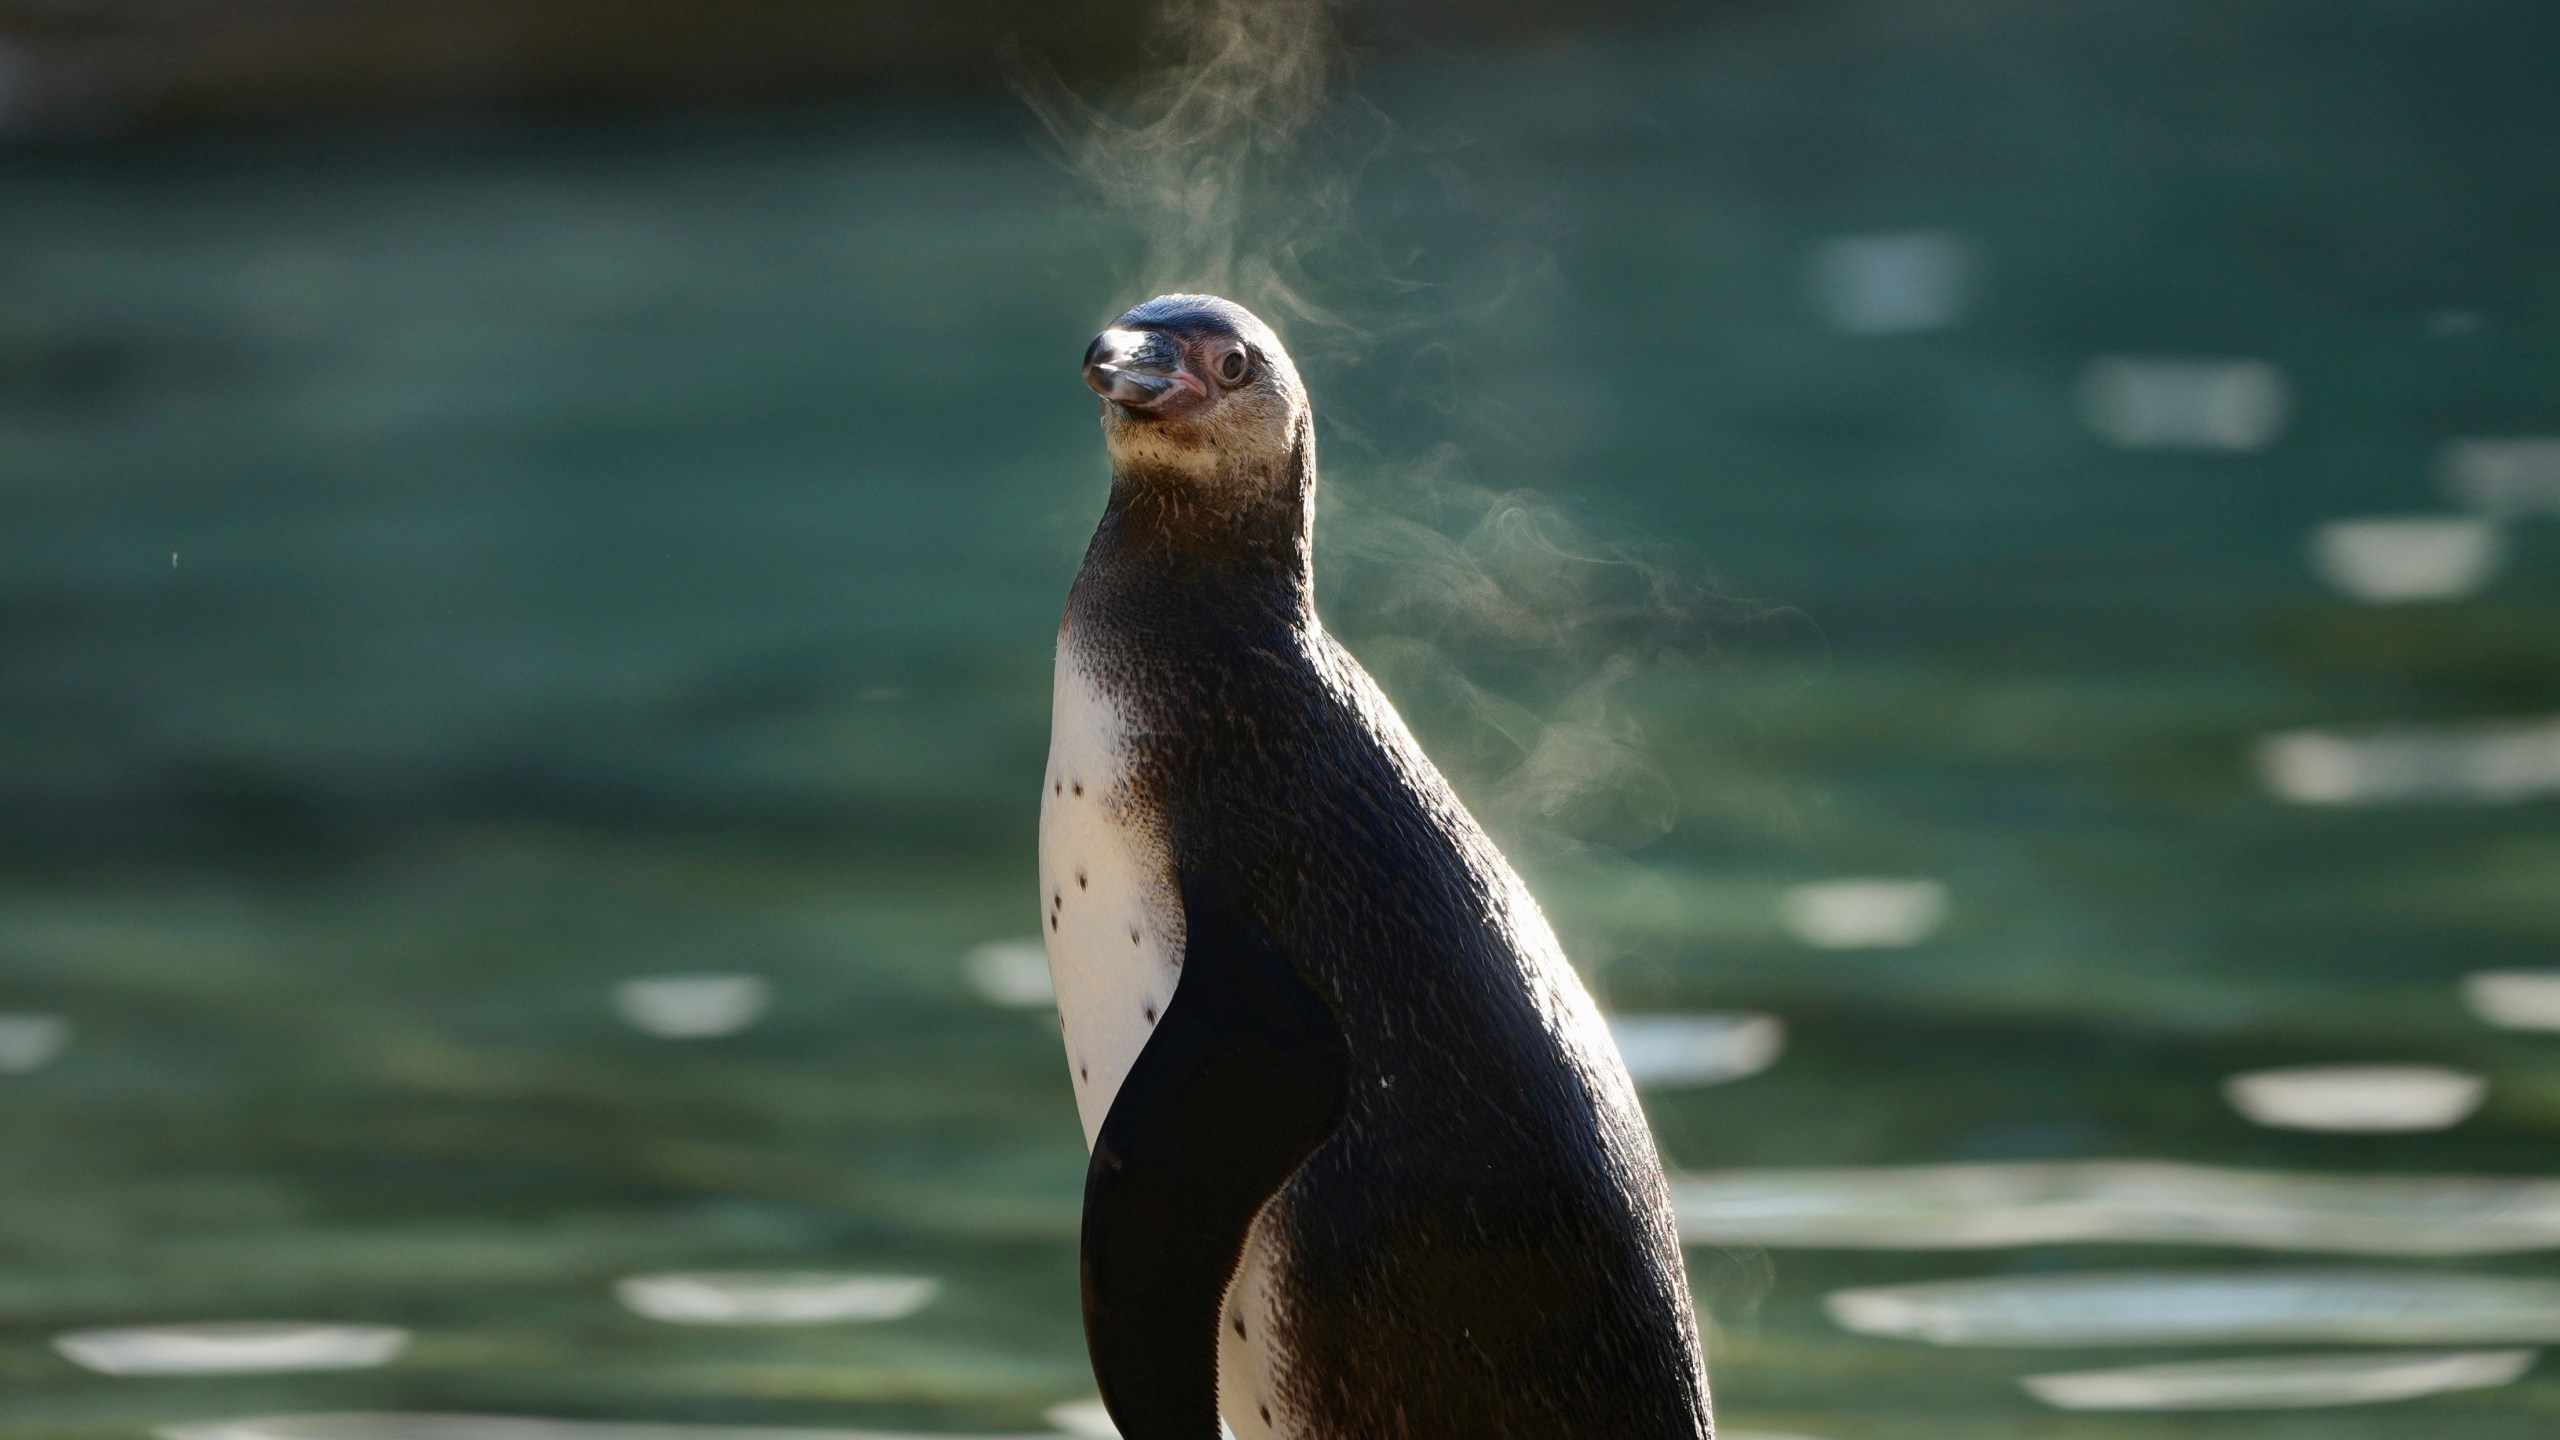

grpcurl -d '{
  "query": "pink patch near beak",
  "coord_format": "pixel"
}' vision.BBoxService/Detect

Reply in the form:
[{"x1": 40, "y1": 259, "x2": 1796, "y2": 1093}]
[{"x1": 1084, "y1": 328, "x2": 1210, "y2": 416}]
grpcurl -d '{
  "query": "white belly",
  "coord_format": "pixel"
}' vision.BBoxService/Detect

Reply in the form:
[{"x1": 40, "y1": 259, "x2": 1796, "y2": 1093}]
[
  {"x1": 1039, "y1": 631, "x2": 1185, "y2": 1146},
  {"x1": 1040, "y1": 630, "x2": 1300, "y2": 1438},
  {"x1": 1217, "y1": 1220, "x2": 1293, "y2": 1439}
]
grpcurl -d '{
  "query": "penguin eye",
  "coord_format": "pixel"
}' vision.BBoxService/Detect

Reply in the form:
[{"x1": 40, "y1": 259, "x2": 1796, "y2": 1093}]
[{"x1": 1214, "y1": 345, "x2": 1252, "y2": 386}]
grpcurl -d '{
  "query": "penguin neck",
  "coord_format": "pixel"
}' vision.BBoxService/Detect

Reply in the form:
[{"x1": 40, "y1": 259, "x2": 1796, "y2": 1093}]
[{"x1": 1087, "y1": 427, "x2": 1317, "y2": 633}]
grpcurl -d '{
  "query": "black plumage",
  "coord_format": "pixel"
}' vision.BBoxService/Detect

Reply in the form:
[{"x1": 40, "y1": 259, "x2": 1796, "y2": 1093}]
[{"x1": 1066, "y1": 294, "x2": 1712, "y2": 1440}]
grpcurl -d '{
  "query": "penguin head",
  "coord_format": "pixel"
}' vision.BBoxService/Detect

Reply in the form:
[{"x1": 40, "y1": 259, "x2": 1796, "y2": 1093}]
[{"x1": 1084, "y1": 294, "x2": 1308, "y2": 486}]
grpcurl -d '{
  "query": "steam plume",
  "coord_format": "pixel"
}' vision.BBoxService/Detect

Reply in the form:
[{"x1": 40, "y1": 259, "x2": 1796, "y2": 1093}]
[
  {"x1": 1010, "y1": 1, "x2": 1790, "y2": 869},
  {"x1": 1005, "y1": 0, "x2": 1347, "y2": 333}
]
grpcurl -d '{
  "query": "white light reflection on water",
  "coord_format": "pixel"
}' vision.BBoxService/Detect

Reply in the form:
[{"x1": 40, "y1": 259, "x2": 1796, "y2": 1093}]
[
  {"x1": 2224, "y1": 1065, "x2": 2486, "y2": 1133},
  {"x1": 1809, "y1": 232, "x2": 1970, "y2": 335},
  {"x1": 56, "y1": 1324, "x2": 409, "y2": 1375},
  {"x1": 2440, "y1": 437, "x2": 2560, "y2": 517},
  {"x1": 964, "y1": 940, "x2": 1055, "y2": 1008},
  {"x1": 2020, "y1": 1348, "x2": 2536, "y2": 1411},
  {"x1": 2076, "y1": 357, "x2": 2290, "y2": 452},
  {"x1": 614, "y1": 1272, "x2": 939, "y2": 1325},
  {"x1": 2309, "y1": 517, "x2": 2503, "y2": 603},
  {"x1": 0, "y1": 1012, "x2": 69, "y2": 1072},
  {"x1": 1777, "y1": 879, "x2": 1947, "y2": 949},
  {"x1": 2465, "y1": 971, "x2": 2560, "y2": 1031},
  {"x1": 160, "y1": 1418, "x2": 1070, "y2": 1440},
  {"x1": 2256, "y1": 717, "x2": 2560, "y2": 805},
  {"x1": 1040, "y1": 1403, "x2": 1236, "y2": 1440},
  {"x1": 1828, "y1": 1270, "x2": 2560, "y2": 1347},
  {"x1": 1671, "y1": 1160, "x2": 2560, "y2": 1254},
  {"x1": 1039, "y1": 1405, "x2": 1111, "y2": 1439},
  {"x1": 612, "y1": 974, "x2": 771, "y2": 1038},
  {"x1": 1608, "y1": 1013, "x2": 1784, "y2": 1089}
]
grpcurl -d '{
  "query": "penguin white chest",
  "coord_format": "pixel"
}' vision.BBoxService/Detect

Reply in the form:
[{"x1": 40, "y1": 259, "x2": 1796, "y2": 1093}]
[
  {"x1": 1039, "y1": 633, "x2": 1186, "y2": 1147},
  {"x1": 1040, "y1": 629, "x2": 1299, "y2": 1440}
]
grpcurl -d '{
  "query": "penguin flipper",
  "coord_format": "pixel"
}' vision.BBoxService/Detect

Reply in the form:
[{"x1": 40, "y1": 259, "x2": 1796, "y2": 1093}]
[{"x1": 1081, "y1": 872, "x2": 1348, "y2": 1440}]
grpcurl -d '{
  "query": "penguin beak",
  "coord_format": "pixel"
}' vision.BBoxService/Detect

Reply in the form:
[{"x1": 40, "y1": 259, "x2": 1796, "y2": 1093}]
[{"x1": 1084, "y1": 327, "x2": 1207, "y2": 415}]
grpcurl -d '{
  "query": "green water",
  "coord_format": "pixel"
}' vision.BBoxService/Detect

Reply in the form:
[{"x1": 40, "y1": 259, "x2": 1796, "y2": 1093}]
[{"x1": 6, "y1": 3, "x2": 2560, "y2": 1436}]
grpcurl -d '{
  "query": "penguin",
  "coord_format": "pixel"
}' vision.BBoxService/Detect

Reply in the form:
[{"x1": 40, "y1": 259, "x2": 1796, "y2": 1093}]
[{"x1": 1040, "y1": 293, "x2": 1713, "y2": 1440}]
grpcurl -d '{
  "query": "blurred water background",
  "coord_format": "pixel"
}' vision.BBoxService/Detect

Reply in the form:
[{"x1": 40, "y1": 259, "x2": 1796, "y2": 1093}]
[{"x1": 5, "y1": 2, "x2": 2560, "y2": 1437}]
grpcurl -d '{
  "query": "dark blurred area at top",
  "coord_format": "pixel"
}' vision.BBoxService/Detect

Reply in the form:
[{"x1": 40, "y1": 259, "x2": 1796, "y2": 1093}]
[{"x1": 0, "y1": 0, "x2": 1728, "y2": 141}]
